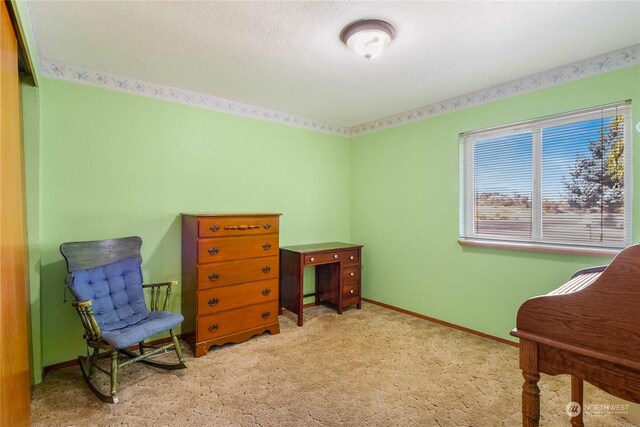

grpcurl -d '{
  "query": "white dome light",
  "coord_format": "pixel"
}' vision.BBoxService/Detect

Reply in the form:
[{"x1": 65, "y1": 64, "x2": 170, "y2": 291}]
[{"x1": 340, "y1": 19, "x2": 395, "y2": 61}]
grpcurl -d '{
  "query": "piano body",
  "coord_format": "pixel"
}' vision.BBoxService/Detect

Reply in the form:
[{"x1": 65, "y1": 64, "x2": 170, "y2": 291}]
[{"x1": 511, "y1": 244, "x2": 640, "y2": 426}]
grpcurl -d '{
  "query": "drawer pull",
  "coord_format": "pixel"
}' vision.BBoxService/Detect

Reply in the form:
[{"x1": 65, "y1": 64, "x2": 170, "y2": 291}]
[
  {"x1": 207, "y1": 297, "x2": 220, "y2": 306},
  {"x1": 208, "y1": 323, "x2": 219, "y2": 332},
  {"x1": 350, "y1": 272, "x2": 355, "y2": 277},
  {"x1": 262, "y1": 243, "x2": 272, "y2": 251},
  {"x1": 350, "y1": 289, "x2": 354, "y2": 295},
  {"x1": 208, "y1": 273, "x2": 220, "y2": 281},
  {"x1": 350, "y1": 256, "x2": 354, "y2": 260},
  {"x1": 262, "y1": 266, "x2": 271, "y2": 274},
  {"x1": 310, "y1": 257, "x2": 315, "y2": 262},
  {"x1": 263, "y1": 223, "x2": 272, "y2": 229},
  {"x1": 261, "y1": 288, "x2": 271, "y2": 296},
  {"x1": 209, "y1": 224, "x2": 220, "y2": 232},
  {"x1": 261, "y1": 311, "x2": 271, "y2": 319},
  {"x1": 334, "y1": 254, "x2": 339, "y2": 259},
  {"x1": 224, "y1": 224, "x2": 260, "y2": 231},
  {"x1": 208, "y1": 247, "x2": 219, "y2": 255}
]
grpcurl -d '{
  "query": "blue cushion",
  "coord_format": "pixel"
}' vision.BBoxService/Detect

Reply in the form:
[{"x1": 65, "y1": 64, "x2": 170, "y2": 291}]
[
  {"x1": 101, "y1": 311, "x2": 184, "y2": 349},
  {"x1": 69, "y1": 257, "x2": 149, "y2": 332}
]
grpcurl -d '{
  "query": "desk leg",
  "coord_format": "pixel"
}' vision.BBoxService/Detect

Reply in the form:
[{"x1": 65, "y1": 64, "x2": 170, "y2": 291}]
[
  {"x1": 520, "y1": 339, "x2": 540, "y2": 427},
  {"x1": 280, "y1": 250, "x2": 304, "y2": 327},
  {"x1": 296, "y1": 258, "x2": 304, "y2": 326},
  {"x1": 278, "y1": 283, "x2": 282, "y2": 316},
  {"x1": 314, "y1": 269, "x2": 320, "y2": 307}
]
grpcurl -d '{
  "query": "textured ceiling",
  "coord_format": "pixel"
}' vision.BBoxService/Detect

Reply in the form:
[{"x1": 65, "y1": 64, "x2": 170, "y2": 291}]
[{"x1": 28, "y1": 1, "x2": 640, "y2": 129}]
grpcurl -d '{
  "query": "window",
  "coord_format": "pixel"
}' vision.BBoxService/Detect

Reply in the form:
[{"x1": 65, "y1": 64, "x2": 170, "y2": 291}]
[{"x1": 459, "y1": 102, "x2": 632, "y2": 252}]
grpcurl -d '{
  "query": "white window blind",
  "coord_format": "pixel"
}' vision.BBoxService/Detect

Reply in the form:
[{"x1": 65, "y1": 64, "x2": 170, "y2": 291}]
[{"x1": 459, "y1": 102, "x2": 632, "y2": 250}]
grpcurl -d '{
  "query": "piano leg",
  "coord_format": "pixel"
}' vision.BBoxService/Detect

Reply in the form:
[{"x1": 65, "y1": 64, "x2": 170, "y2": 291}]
[
  {"x1": 520, "y1": 340, "x2": 540, "y2": 426},
  {"x1": 522, "y1": 371, "x2": 541, "y2": 426},
  {"x1": 570, "y1": 375, "x2": 584, "y2": 427}
]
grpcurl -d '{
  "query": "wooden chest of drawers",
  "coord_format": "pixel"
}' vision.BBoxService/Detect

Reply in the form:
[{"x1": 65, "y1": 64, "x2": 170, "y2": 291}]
[{"x1": 181, "y1": 213, "x2": 281, "y2": 357}]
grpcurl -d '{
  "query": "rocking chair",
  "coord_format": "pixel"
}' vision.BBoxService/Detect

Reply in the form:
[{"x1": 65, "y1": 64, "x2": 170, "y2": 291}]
[{"x1": 60, "y1": 236, "x2": 187, "y2": 403}]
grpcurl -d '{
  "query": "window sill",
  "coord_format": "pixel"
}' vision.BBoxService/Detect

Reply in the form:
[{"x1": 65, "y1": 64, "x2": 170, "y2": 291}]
[{"x1": 457, "y1": 239, "x2": 621, "y2": 258}]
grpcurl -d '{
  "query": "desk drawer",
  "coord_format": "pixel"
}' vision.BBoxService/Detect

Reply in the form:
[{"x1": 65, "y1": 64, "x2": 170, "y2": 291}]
[
  {"x1": 197, "y1": 279, "x2": 278, "y2": 315},
  {"x1": 197, "y1": 300, "x2": 278, "y2": 341},
  {"x1": 342, "y1": 295, "x2": 359, "y2": 308},
  {"x1": 198, "y1": 235, "x2": 279, "y2": 263},
  {"x1": 343, "y1": 282, "x2": 359, "y2": 299},
  {"x1": 304, "y1": 251, "x2": 345, "y2": 265},
  {"x1": 342, "y1": 266, "x2": 360, "y2": 284},
  {"x1": 342, "y1": 250, "x2": 360, "y2": 266},
  {"x1": 199, "y1": 216, "x2": 279, "y2": 238},
  {"x1": 197, "y1": 256, "x2": 278, "y2": 289}
]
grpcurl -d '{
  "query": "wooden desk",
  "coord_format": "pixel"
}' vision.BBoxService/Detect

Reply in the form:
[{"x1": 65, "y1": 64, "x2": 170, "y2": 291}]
[{"x1": 279, "y1": 242, "x2": 363, "y2": 326}]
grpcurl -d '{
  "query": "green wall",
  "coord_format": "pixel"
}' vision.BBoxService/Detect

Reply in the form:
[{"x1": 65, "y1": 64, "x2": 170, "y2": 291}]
[
  {"x1": 37, "y1": 78, "x2": 351, "y2": 368},
  {"x1": 27, "y1": 65, "x2": 640, "y2": 381},
  {"x1": 350, "y1": 66, "x2": 640, "y2": 341}
]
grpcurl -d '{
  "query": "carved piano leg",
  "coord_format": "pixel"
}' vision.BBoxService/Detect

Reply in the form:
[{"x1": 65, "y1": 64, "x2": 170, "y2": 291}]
[
  {"x1": 520, "y1": 339, "x2": 540, "y2": 426},
  {"x1": 570, "y1": 375, "x2": 584, "y2": 427},
  {"x1": 522, "y1": 370, "x2": 541, "y2": 426}
]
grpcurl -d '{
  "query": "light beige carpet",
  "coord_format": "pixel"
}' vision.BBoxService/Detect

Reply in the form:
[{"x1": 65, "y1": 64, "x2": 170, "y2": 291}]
[{"x1": 32, "y1": 302, "x2": 636, "y2": 426}]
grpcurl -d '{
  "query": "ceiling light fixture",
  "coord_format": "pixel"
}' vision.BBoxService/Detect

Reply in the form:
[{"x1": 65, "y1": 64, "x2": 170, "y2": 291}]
[{"x1": 340, "y1": 19, "x2": 395, "y2": 60}]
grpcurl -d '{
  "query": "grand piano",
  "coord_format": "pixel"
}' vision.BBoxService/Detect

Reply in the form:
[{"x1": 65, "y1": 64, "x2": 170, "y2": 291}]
[{"x1": 511, "y1": 244, "x2": 640, "y2": 426}]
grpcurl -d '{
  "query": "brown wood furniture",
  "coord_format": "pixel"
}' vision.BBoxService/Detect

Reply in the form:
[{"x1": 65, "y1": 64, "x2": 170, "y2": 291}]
[
  {"x1": 0, "y1": 1, "x2": 31, "y2": 424},
  {"x1": 279, "y1": 242, "x2": 363, "y2": 326},
  {"x1": 181, "y1": 213, "x2": 281, "y2": 357},
  {"x1": 512, "y1": 244, "x2": 640, "y2": 426}
]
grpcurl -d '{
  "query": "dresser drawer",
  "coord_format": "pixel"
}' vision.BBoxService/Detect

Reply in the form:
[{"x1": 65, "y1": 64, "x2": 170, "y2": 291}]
[
  {"x1": 342, "y1": 282, "x2": 359, "y2": 299},
  {"x1": 198, "y1": 234, "x2": 279, "y2": 263},
  {"x1": 342, "y1": 266, "x2": 360, "y2": 284},
  {"x1": 199, "y1": 216, "x2": 279, "y2": 238},
  {"x1": 197, "y1": 300, "x2": 278, "y2": 341},
  {"x1": 197, "y1": 279, "x2": 278, "y2": 315},
  {"x1": 197, "y1": 256, "x2": 278, "y2": 289}
]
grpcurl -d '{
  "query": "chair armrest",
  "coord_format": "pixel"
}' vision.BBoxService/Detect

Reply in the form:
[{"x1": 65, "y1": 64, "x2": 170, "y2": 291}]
[
  {"x1": 143, "y1": 281, "x2": 179, "y2": 311},
  {"x1": 72, "y1": 300, "x2": 102, "y2": 341},
  {"x1": 72, "y1": 300, "x2": 93, "y2": 308},
  {"x1": 141, "y1": 280, "x2": 178, "y2": 288}
]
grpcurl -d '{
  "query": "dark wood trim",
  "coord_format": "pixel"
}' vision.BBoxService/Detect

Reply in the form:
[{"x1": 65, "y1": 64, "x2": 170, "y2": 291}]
[
  {"x1": 362, "y1": 298, "x2": 518, "y2": 348},
  {"x1": 43, "y1": 335, "x2": 179, "y2": 376},
  {"x1": 458, "y1": 239, "x2": 619, "y2": 258},
  {"x1": 42, "y1": 359, "x2": 78, "y2": 375},
  {"x1": 4, "y1": 1, "x2": 35, "y2": 85}
]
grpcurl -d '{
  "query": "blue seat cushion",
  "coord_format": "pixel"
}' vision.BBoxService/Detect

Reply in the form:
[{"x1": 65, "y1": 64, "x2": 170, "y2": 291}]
[
  {"x1": 69, "y1": 257, "x2": 149, "y2": 331},
  {"x1": 101, "y1": 311, "x2": 184, "y2": 349}
]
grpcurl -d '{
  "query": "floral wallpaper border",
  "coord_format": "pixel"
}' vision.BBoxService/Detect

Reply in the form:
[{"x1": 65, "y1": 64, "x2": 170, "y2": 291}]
[
  {"x1": 39, "y1": 58, "x2": 351, "y2": 136},
  {"x1": 38, "y1": 44, "x2": 638, "y2": 137},
  {"x1": 350, "y1": 45, "x2": 639, "y2": 136}
]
